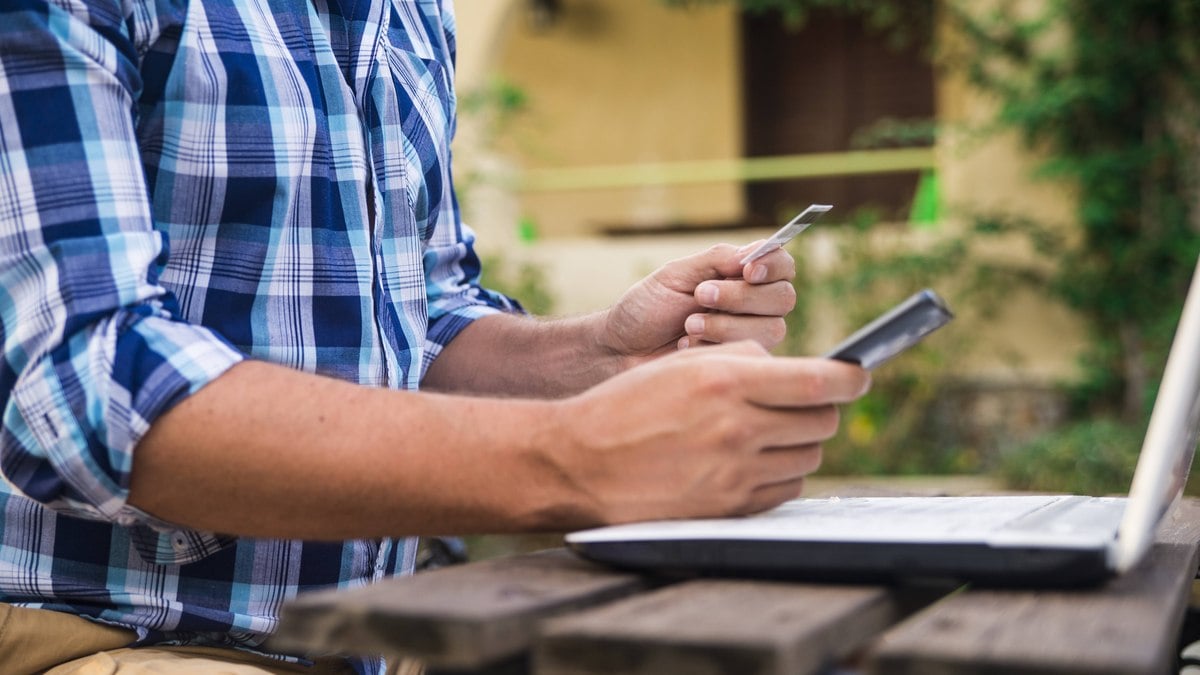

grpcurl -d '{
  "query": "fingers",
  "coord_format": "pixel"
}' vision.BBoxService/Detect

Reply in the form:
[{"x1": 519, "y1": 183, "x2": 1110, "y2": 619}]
[
  {"x1": 739, "y1": 477, "x2": 808, "y2": 515},
  {"x1": 658, "y1": 244, "x2": 743, "y2": 292},
  {"x1": 684, "y1": 311, "x2": 788, "y2": 349},
  {"x1": 670, "y1": 349, "x2": 865, "y2": 453},
  {"x1": 656, "y1": 244, "x2": 797, "y2": 352},
  {"x1": 739, "y1": 246, "x2": 796, "y2": 285},
  {"x1": 659, "y1": 244, "x2": 796, "y2": 293},
  {"x1": 755, "y1": 443, "x2": 824, "y2": 482},
  {"x1": 669, "y1": 337, "x2": 771, "y2": 360},
  {"x1": 680, "y1": 248, "x2": 796, "y2": 350},
  {"x1": 737, "y1": 355, "x2": 871, "y2": 407},
  {"x1": 749, "y1": 407, "x2": 840, "y2": 448},
  {"x1": 670, "y1": 343, "x2": 870, "y2": 407},
  {"x1": 733, "y1": 446, "x2": 823, "y2": 516},
  {"x1": 695, "y1": 279, "x2": 796, "y2": 316}
]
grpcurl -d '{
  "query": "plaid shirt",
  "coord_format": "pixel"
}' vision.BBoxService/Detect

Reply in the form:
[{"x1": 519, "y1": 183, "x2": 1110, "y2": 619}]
[{"x1": 0, "y1": 0, "x2": 516, "y2": 669}]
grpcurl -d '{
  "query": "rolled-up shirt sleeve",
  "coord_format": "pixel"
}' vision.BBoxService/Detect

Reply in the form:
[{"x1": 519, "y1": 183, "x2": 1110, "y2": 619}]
[
  {"x1": 421, "y1": 213, "x2": 523, "y2": 372},
  {"x1": 420, "y1": 139, "x2": 525, "y2": 374},
  {"x1": 0, "y1": 0, "x2": 243, "y2": 534}
]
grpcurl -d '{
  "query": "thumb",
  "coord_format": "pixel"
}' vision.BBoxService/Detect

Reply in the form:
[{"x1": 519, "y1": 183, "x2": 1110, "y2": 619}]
[{"x1": 657, "y1": 244, "x2": 745, "y2": 291}]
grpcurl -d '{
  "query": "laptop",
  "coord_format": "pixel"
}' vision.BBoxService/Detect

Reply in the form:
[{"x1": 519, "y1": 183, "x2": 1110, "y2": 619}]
[{"x1": 566, "y1": 257, "x2": 1200, "y2": 587}]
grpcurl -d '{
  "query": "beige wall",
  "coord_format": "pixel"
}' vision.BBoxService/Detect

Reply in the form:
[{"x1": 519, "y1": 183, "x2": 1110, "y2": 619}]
[
  {"x1": 934, "y1": 0, "x2": 1078, "y2": 235},
  {"x1": 476, "y1": 0, "x2": 745, "y2": 238},
  {"x1": 451, "y1": 1, "x2": 1088, "y2": 384},
  {"x1": 931, "y1": 1, "x2": 1086, "y2": 382}
]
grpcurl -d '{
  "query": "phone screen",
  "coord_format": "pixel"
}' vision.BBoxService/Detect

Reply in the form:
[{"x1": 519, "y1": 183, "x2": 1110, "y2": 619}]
[{"x1": 823, "y1": 290, "x2": 954, "y2": 370}]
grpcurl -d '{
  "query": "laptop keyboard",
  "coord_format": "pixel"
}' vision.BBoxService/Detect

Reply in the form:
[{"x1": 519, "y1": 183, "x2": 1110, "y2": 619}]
[
  {"x1": 744, "y1": 496, "x2": 1126, "y2": 539},
  {"x1": 996, "y1": 495, "x2": 1126, "y2": 536},
  {"x1": 568, "y1": 495, "x2": 1128, "y2": 545}
]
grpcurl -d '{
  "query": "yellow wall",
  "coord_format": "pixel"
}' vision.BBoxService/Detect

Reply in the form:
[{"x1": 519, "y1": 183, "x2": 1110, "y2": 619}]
[{"x1": 485, "y1": 0, "x2": 745, "y2": 237}]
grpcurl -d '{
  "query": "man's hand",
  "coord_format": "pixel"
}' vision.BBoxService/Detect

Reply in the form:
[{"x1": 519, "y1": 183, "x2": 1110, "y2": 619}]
[
  {"x1": 542, "y1": 341, "x2": 870, "y2": 525},
  {"x1": 601, "y1": 243, "x2": 797, "y2": 362},
  {"x1": 424, "y1": 241, "x2": 798, "y2": 398}
]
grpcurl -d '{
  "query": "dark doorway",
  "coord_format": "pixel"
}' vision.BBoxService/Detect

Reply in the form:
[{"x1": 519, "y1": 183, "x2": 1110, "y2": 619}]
[{"x1": 741, "y1": 10, "x2": 935, "y2": 224}]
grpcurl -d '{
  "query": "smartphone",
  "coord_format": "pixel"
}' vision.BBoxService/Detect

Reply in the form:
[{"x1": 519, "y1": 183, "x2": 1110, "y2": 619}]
[
  {"x1": 739, "y1": 204, "x2": 833, "y2": 266},
  {"x1": 824, "y1": 289, "x2": 954, "y2": 370}
]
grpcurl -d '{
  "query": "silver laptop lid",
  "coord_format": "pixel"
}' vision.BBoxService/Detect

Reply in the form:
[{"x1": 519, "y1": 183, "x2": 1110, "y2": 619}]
[{"x1": 1113, "y1": 255, "x2": 1200, "y2": 571}]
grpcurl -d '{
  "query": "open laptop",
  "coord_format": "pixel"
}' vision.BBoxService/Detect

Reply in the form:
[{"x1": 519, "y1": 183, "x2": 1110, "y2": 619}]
[{"x1": 567, "y1": 256, "x2": 1200, "y2": 587}]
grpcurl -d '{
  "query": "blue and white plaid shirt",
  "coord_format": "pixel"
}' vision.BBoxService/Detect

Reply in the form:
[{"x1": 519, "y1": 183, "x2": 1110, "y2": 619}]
[{"x1": 0, "y1": 0, "x2": 517, "y2": 669}]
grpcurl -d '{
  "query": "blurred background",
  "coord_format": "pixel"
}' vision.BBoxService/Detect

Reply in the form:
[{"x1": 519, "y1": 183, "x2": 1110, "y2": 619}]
[{"x1": 442, "y1": 0, "x2": 1200, "y2": 526}]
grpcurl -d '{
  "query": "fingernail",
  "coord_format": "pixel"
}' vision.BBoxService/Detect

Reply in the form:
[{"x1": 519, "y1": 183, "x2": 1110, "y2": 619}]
[
  {"x1": 677, "y1": 336, "x2": 690, "y2": 350},
  {"x1": 749, "y1": 265, "x2": 768, "y2": 283},
  {"x1": 696, "y1": 282, "x2": 719, "y2": 306},
  {"x1": 685, "y1": 314, "x2": 705, "y2": 335}
]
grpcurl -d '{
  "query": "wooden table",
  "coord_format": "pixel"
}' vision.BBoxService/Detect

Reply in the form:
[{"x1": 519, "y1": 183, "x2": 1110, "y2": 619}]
[{"x1": 276, "y1": 499, "x2": 1200, "y2": 675}]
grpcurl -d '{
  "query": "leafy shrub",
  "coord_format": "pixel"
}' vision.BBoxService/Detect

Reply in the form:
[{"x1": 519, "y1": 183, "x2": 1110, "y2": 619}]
[{"x1": 997, "y1": 418, "x2": 1142, "y2": 496}]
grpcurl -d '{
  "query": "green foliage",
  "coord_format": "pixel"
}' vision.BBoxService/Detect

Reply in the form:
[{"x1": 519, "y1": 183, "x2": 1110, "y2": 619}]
[
  {"x1": 479, "y1": 253, "x2": 556, "y2": 316},
  {"x1": 947, "y1": 1, "x2": 1200, "y2": 421},
  {"x1": 850, "y1": 117, "x2": 938, "y2": 150},
  {"x1": 785, "y1": 210, "x2": 1033, "y2": 476},
  {"x1": 456, "y1": 76, "x2": 542, "y2": 246},
  {"x1": 997, "y1": 418, "x2": 1143, "y2": 496},
  {"x1": 459, "y1": 76, "x2": 530, "y2": 137}
]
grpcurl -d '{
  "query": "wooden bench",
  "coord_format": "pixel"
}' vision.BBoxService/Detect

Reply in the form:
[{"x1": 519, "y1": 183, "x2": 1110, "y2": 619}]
[{"x1": 276, "y1": 499, "x2": 1200, "y2": 675}]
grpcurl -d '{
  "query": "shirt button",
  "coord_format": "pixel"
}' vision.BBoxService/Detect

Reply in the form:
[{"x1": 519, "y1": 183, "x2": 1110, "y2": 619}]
[
  {"x1": 171, "y1": 534, "x2": 187, "y2": 550},
  {"x1": 116, "y1": 515, "x2": 137, "y2": 527}
]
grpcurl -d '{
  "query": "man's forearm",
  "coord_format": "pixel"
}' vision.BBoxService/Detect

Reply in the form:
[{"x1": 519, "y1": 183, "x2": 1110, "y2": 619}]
[
  {"x1": 129, "y1": 343, "x2": 870, "y2": 541},
  {"x1": 128, "y1": 360, "x2": 592, "y2": 539},
  {"x1": 422, "y1": 312, "x2": 639, "y2": 398}
]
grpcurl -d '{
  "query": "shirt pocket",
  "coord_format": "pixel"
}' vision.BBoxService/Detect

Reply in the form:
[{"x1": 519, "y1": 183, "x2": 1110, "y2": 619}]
[{"x1": 380, "y1": 41, "x2": 454, "y2": 242}]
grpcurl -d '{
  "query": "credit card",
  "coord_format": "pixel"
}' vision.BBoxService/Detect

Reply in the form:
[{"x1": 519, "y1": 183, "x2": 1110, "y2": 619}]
[{"x1": 739, "y1": 204, "x2": 833, "y2": 266}]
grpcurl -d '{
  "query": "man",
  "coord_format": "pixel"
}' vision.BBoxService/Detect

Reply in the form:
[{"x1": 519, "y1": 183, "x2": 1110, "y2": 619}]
[{"x1": 0, "y1": 0, "x2": 869, "y2": 672}]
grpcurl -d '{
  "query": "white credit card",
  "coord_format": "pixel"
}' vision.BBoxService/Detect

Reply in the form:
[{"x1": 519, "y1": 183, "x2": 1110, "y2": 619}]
[{"x1": 739, "y1": 204, "x2": 833, "y2": 266}]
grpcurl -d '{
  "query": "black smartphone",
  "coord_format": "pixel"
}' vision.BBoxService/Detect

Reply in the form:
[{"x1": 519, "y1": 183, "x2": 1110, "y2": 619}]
[{"x1": 823, "y1": 289, "x2": 954, "y2": 370}]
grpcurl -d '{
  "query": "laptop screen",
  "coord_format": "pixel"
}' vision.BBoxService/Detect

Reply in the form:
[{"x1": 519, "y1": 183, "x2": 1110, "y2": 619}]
[{"x1": 1114, "y1": 255, "x2": 1200, "y2": 571}]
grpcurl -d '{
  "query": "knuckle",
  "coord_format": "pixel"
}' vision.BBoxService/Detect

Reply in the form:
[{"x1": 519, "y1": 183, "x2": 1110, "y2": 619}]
[
  {"x1": 715, "y1": 463, "x2": 750, "y2": 493},
  {"x1": 801, "y1": 368, "x2": 831, "y2": 401},
  {"x1": 696, "y1": 368, "x2": 740, "y2": 397},
  {"x1": 781, "y1": 282, "x2": 797, "y2": 311},
  {"x1": 719, "y1": 281, "x2": 743, "y2": 306},
  {"x1": 780, "y1": 252, "x2": 798, "y2": 280},
  {"x1": 714, "y1": 415, "x2": 754, "y2": 451}
]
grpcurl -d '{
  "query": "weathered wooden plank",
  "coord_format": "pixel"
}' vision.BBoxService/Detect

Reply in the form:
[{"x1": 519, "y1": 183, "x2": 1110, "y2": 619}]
[
  {"x1": 533, "y1": 579, "x2": 948, "y2": 675},
  {"x1": 275, "y1": 548, "x2": 650, "y2": 670},
  {"x1": 865, "y1": 499, "x2": 1200, "y2": 675}
]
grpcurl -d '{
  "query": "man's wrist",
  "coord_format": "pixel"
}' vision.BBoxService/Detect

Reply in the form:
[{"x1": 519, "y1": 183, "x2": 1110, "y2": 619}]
[{"x1": 586, "y1": 308, "x2": 650, "y2": 378}]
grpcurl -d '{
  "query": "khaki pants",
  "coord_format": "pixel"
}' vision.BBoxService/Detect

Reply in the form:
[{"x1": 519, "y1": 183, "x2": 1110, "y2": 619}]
[{"x1": 0, "y1": 603, "x2": 418, "y2": 675}]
